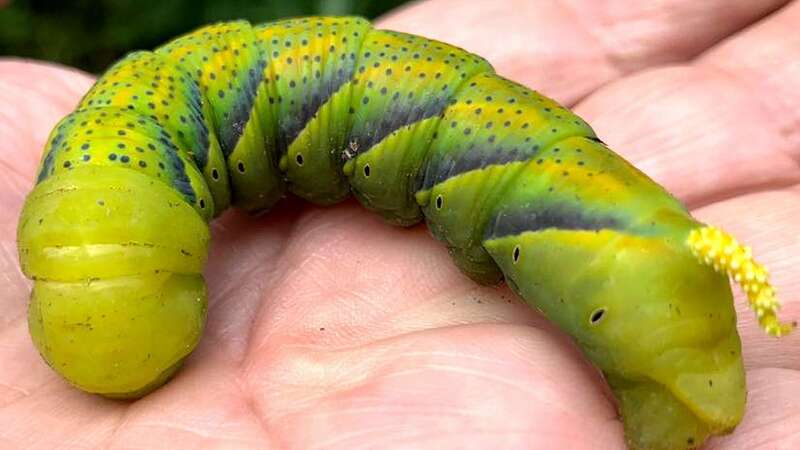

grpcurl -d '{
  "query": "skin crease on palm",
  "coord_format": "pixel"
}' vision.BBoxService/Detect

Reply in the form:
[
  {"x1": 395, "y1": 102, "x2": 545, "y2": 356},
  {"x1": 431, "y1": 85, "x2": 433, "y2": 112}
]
[{"x1": 0, "y1": 0, "x2": 799, "y2": 448}]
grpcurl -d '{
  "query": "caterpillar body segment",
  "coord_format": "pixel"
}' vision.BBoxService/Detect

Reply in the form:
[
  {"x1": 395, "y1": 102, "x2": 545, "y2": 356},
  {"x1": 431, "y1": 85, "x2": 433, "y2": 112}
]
[
  {"x1": 253, "y1": 18, "x2": 373, "y2": 206},
  {"x1": 77, "y1": 50, "x2": 231, "y2": 214},
  {"x1": 340, "y1": 29, "x2": 493, "y2": 225},
  {"x1": 16, "y1": 16, "x2": 792, "y2": 450},
  {"x1": 156, "y1": 20, "x2": 276, "y2": 212}
]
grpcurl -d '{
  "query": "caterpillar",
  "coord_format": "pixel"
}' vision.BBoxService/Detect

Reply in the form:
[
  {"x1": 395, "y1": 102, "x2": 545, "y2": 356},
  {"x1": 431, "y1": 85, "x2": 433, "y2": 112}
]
[{"x1": 15, "y1": 16, "x2": 794, "y2": 450}]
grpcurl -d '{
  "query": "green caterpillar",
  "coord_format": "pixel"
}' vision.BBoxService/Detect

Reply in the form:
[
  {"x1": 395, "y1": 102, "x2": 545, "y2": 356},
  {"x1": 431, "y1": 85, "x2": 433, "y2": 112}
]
[{"x1": 16, "y1": 16, "x2": 793, "y2": 450}]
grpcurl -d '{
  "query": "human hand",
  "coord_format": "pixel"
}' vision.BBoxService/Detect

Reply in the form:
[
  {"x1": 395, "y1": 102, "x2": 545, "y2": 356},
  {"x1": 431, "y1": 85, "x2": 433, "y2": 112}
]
[{"x1": 1, "y1": 0, "x2": 798, "y2": 448}]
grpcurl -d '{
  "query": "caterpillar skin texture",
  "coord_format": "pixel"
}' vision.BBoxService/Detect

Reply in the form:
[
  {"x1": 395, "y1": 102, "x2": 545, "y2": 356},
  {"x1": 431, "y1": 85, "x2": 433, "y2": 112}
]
[{"x1": 16, "y1": 16, "x2": 794, "y2": 450}]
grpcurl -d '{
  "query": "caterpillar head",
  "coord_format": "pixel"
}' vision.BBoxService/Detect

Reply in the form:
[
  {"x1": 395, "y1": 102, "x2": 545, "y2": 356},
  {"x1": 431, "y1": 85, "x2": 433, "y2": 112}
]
[
  {"x1": 18, "y1": 166, "x2": 209, "y2": 398},
  {"x1": 687, "y1": 225, "x2": 795, "y2": 337}
]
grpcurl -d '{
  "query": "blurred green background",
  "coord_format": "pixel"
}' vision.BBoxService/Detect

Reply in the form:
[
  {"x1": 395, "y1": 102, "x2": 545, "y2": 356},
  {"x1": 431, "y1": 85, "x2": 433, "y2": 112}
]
[{"x1": 0, "y1": 0, "x2": 412, "y2": 73}]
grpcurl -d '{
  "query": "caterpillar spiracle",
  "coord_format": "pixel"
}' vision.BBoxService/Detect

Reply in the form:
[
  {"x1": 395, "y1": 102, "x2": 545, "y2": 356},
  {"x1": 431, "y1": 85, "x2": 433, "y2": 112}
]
[{"x1": 16, "y1": 16, "x2": 794, "y2": 450}]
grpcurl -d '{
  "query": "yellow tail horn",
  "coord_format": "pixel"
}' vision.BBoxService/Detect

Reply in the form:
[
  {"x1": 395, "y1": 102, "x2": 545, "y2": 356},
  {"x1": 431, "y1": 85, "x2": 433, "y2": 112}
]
[{"x1": 688, "y1": 225, "x2": 795, "y2": 337}]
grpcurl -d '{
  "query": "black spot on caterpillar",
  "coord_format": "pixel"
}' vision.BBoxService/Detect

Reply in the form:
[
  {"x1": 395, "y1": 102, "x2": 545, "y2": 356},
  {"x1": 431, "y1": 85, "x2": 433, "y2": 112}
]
[{"x1": 16, "y1": 15, "x2": 794, "y2": 450}]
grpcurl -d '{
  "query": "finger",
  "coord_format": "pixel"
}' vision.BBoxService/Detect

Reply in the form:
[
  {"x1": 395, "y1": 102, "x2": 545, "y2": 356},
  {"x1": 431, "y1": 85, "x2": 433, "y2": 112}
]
[
  {"x1": 691, "y1": 186, "x2": 800, "y2": 371},
  {"x1": 699, "y1": 0, "x2": 800, "y2": 155},
  {"x1": 377, "y1": 0, "x2": 790, "y2": 104},
  {"x1": 572, "y1": 1, "x2": 800, "y2": 207}
]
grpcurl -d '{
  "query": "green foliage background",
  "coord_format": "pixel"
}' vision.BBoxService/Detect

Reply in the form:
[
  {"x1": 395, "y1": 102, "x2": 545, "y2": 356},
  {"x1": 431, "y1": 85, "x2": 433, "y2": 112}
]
[{"x1": 0, "y1": 0, "x2": 411, "y2": 73}]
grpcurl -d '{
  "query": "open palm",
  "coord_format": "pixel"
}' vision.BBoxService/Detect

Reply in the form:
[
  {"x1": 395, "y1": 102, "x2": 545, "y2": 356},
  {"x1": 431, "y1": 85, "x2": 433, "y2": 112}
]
[{"x1": 1, "y1": 1, "x2": 799, "y2": 448}]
